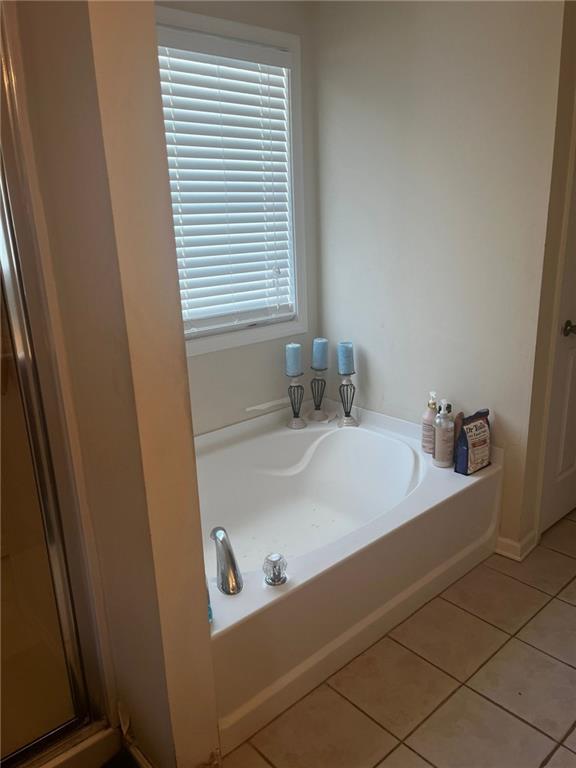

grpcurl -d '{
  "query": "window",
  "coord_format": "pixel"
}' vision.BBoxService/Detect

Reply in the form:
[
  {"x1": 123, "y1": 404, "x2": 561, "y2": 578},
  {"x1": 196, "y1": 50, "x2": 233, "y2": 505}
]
[{"x1": 156, "y1": 12, "x2": 306, "y2": 353}]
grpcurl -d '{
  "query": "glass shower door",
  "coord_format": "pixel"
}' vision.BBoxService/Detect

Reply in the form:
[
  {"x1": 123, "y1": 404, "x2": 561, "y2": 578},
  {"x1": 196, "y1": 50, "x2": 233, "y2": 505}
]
[{"x1": 1, "y1": 188, "x2": 86, "y2": 762}]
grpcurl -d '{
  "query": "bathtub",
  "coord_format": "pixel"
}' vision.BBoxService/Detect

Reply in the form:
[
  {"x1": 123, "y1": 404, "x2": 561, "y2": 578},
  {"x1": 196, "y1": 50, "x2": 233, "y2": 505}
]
[{"x1": 195, "y1": 402, "x2": 502, "y2": 753}]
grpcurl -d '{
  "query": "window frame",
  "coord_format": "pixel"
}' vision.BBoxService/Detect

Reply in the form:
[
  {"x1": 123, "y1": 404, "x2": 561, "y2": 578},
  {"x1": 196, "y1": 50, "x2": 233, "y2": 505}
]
[{"x1": 155, "y1": 8, "x2": 308, "y2": 357}]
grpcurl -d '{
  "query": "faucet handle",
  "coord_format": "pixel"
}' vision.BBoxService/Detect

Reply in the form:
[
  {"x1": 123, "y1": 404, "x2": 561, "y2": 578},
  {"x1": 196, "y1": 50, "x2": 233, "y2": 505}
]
[{"x1": 263, "y1": 553, "x2": 288, "y2": 586}]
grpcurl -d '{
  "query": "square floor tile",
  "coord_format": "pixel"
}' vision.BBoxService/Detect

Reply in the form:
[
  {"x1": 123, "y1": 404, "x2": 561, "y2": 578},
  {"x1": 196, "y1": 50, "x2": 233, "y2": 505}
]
[
  {"x1": 406, "y1": 687, "x2": 554, "y2": 768},
  {"x1": 547, "y1": 747, "x2": 576, "y2": 768},
  {"x1": 252, "y1": 685, "x2": 397, "y2": 768},
  {"x1": 518, "y1": 599, "x2": 576, "y2": 667},
  {"x1": 560, "y1": 578, "x2": 576, "y2": 606},
  {"x1": 442, "y1": 565, "x2": 549, "y2": 633},
  {"x1": 329, "y1": 637, "x2": 458, "y2": 738},
  {"x1": 484, "y1": 547, "x2": 576, "y2": 595},
  {"x1": 468, "y1": 638, "x2": 576, "y2": 739},
  {"x1": 224, "y1": 744, "x2": 271, "y2": 768},
  {"x1": 564, "y1": 728, "x2": 576, "y2": 753},
  {"x1": 389, "y1": 598, "x2": 507, "y2": 681},
  {"x1": 542, "y1": 520, "x2": 576, "y2": 558},
  {"x1": 376, "y1": 745, "x2": 432, "y2": 767}
]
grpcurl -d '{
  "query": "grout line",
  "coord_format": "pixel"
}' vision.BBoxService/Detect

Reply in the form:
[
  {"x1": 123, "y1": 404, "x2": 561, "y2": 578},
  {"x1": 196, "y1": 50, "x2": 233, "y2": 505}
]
[
  {"x1": 247, "y1": 742, "x2": 276, "y2": 767},
  {"x1": 481, "y1": 558, "x2": 576, "y2": 597},
  {"x1": 438, "y1": 568, "x2": 560, "y2": 640},
  {"x1": 563, "y1": 719, "x2": 576, "y2": 744},
  {"x1": 509, "y1": 590, "x2": 576, "y2": 649},
  {"x1": 237, "y1": 518, "x2": 575, "y2": 763},
  {"x1": 366, "y1": 744, "x2": 402, "y2": 768},
  {"x1": 399, "y1": 744, "x2": 438, "y2": 767},
  {"x1": 540, "y1": 743, "x2": 564, "y2": 768},
  {"x1": 462, "y1": 683, "x2": 561, "y2": 744},
  {"x1": 557, "y1": 594, "x2": 576, "y2": 607},
  {"x1": 395, "y1": 632, "x2": 524, "y2": 747},
  {"x1": 243, "y1": 578, "x2": 458, "y2": 745},
  {"x1": 460, "y1": 634, "x2": 515, "y2": 685},
  {"x1": 511, "y1": 595, "x2": 556, "y2": 636},
  {"x1": 515, "y1": 635, "x2": 576, "y2": 671},
  {"x1": 246, "y1": 561, "x2": 476, "y2": 743},
  {"x1": 326, "y1": 681, "x2": 400, "y2": 742},
  {"x1": 398, "y1": 681, "x2": 465, "y2": 742},
  {"x1": 397, "y1": 635, "x2": 520, "y2": 746},
  {"x1": 539, "y1": 541, "x2": 576, "y2": 561},
  {"x1": 437, "y1": 593, "x2": 539, "y2": 635},
  {"x1": 244, "y1": 557, "x2": 492, "y2": 746},
  {"x1": 387, "y1": 634, "x2": 476, "y2": 685},
  {"x1": 557, "y1": 716, "x2": 576, "y2": 746}
]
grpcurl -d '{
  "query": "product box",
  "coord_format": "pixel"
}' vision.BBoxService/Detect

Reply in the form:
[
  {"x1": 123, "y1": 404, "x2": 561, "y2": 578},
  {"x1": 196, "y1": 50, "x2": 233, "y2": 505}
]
[{"x1": 454, "y1": 409, "x2": 491, "y2": 475}]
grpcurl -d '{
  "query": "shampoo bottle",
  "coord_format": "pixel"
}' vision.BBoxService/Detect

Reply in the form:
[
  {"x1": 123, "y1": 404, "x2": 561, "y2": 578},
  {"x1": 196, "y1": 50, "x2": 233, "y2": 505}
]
[
  {"x1": 433, "y1": 399, "x2": 454, "y2": 468},
  {"x1": 421, "y1": 391, "x2": 437, "y2": 454}
]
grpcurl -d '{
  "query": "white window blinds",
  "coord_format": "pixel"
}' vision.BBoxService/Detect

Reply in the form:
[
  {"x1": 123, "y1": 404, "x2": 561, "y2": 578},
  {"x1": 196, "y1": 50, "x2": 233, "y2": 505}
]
[{"x1": 158, "y1": 38, "x2": 297, "y2": 337}]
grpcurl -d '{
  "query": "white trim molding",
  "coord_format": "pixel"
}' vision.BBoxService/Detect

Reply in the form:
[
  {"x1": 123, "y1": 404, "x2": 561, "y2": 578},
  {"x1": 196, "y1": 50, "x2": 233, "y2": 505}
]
[
  {"x1": 155, "y1": 8, "x2": 308, "y2": 358},
  {"x1": 495, "y1": 529, "x2": 540, "y2": 561}
]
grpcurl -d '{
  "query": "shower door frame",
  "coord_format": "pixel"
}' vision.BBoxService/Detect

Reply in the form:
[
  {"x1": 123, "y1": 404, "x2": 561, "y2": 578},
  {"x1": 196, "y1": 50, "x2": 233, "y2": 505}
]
[
  {"x1": 1, "y1": 8, "x2": 108, "y2": 763},
  {"x1": 1, "y1": 170, "x2": 89, "y2": 764}
]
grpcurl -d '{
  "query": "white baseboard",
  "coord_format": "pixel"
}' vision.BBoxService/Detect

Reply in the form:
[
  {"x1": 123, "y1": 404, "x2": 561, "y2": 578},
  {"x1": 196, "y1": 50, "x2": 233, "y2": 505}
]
[{"x1": 495, "y1": 529, "x2": 539, "y2": 561}]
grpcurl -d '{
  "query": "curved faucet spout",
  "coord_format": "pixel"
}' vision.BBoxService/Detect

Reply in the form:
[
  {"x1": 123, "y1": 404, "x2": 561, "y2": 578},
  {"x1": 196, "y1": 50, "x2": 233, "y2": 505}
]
[{"x1": 210, "y1": 526, "x2": 243, "y2": 595}]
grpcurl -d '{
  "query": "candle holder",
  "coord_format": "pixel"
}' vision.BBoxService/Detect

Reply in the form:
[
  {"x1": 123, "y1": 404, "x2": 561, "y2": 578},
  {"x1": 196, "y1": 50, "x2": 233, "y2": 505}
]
[
  {"x1": 339, "y1": 373, "x2": 358, "y2": 427},
  {"x1": 287, "y1": 376, "x2": 306, "y2": 430},
  {"x1": 308, "y1": 370, "x2": 328, "y2": 421}
]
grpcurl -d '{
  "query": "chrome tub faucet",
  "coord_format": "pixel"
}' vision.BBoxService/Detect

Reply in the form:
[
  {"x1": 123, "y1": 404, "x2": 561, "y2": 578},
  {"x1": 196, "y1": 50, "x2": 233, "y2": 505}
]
[{"x1": 210, "y1": 526, "x2": 243, "y2": 595}]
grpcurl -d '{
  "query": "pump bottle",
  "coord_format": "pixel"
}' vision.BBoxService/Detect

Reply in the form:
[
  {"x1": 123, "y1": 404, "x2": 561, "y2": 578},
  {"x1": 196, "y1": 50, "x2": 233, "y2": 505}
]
[
  {"x1": 433, "y1": 399, "x2": 454, "y2": 468},
  {"x1": 421, "y1": 391, "x2": 437, "y2": 454}
]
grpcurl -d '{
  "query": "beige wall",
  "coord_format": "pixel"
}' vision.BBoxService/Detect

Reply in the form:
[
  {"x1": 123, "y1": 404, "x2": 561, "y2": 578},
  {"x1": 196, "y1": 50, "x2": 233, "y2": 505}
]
[
  {"x1": 162, "y1": 2, "x2": 318, "y2": 435},
  {"x1": 15, "y1": 2, "x2": 219, "y2": 765},
  {"x1": 312, "y1": 1, "x2": 563, "y2": 545},
  {"x1": 15, "y1": 4, "x2": 175, "y2": 763},
  {"x1": 87, "y1": 2, "x2": 220, "y2": 764}
]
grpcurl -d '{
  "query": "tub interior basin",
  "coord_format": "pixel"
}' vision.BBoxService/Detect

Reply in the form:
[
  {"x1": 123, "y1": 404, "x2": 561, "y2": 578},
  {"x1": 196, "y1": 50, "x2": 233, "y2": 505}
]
[{"x1": 196, "y1": 423, "x2": 421, "y2": 576}]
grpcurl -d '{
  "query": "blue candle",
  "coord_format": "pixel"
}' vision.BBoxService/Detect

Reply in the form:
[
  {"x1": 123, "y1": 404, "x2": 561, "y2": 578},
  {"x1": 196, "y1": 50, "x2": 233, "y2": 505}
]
[
  {"x1": 285, "y1": 342, "x2": 302, "y2": 377},
  {"x1": 311, "y1": 337, "x2": 329, "y2": 370},
  {"x1": 337, "y1": 341, "x2": 355, "y2": 375}
]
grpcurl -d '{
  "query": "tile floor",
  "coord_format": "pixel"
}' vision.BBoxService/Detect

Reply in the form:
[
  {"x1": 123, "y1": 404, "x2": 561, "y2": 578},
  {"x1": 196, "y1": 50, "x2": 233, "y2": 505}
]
[{"x1": 224, "y1": 513, "x2": 576, "y2": 768}]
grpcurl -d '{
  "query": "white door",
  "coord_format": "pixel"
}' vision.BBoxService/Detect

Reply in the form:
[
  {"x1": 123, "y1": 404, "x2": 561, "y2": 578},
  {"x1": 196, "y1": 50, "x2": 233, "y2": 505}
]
[{"x1": 541, "y1": 107, "x2": 576, "y2": 531}]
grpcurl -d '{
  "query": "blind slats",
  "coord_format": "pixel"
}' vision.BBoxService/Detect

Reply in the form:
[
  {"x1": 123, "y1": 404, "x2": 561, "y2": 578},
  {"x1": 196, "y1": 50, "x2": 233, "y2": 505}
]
[
  {"x1": 171, "y1": 212, "x2": 289, "y2": 226},
  {"x1": 163, "y1": 122, "x2": 287, "y2": 141},
  {"x1": 178, "y1": 251, "x2": 290, "y2": 270},
  {"x1": 159, "y1": 40, "x2": 296, "y2": 334}
]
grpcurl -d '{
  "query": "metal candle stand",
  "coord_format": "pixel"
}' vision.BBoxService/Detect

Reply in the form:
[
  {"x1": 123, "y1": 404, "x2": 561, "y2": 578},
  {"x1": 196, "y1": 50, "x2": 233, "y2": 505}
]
[
  {"x1": 287, "y1": 376, "x2": 306, "y2": 430},
  {"x1": 339, "y1": 373, "x2": 358, "y2": 427},
  {"x1": 309, "y1": 369, "x2": 328, "y2": 421}
]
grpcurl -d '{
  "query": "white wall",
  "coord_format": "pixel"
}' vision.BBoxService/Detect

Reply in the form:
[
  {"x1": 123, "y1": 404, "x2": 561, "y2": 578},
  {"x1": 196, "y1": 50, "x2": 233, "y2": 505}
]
[
  {"x1": 313, "y1": 1, "x2": 563, "y2": 544},
  {"x1": 162, "y1": 2, "x2": 318, "y2": 435}
]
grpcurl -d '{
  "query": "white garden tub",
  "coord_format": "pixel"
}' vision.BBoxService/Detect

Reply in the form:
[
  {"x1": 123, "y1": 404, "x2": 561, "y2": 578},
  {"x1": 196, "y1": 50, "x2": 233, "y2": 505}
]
[{"x1": 195, "y1": 402, "x2": 502, "y2": 753}]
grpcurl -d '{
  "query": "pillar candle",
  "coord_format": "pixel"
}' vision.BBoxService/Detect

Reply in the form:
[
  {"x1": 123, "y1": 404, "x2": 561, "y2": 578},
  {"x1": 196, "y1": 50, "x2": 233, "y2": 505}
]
[
  {"x1": 285, "y1": 342, "x2": 303, "y2": 377},
  {"x1": 337, "y1": 341, "x2": 355, "y2": 375},
  {"x1": 311, "y1": 338, "x2": 329, "y2": 370}
]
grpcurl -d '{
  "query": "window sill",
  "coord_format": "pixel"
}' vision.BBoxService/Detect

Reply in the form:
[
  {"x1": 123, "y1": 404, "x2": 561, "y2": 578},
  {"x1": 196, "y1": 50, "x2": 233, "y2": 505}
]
[{"x1": 185, "y1": 316, "x2": 308, "y2": 357}]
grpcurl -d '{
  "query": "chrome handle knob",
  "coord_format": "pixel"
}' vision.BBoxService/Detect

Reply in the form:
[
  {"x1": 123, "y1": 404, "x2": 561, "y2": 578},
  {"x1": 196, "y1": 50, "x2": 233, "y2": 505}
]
[
  {"x1": 263, "y1": 553, "x2": 287, "y2": 586},
  {"x1": 563, "y1": 320, "x2": 576, "y2": 337}
]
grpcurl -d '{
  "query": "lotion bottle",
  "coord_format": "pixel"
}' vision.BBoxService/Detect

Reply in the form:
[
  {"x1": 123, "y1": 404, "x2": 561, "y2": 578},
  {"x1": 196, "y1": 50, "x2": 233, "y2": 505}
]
[
  {"x1": 421, "y1": 391, "x2": 437, "y2": 454},
  {"x1": 433, "y1": 399, "x2": 454, "y2": 468}
]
